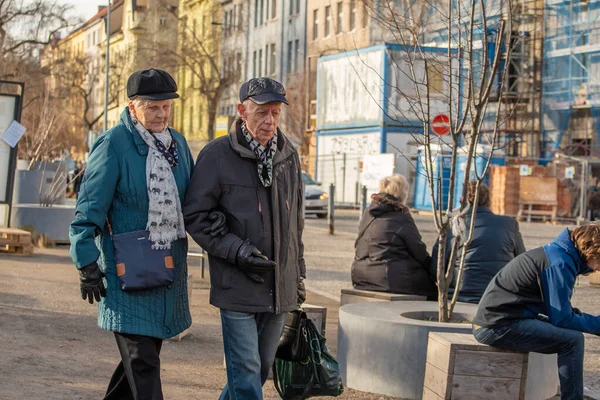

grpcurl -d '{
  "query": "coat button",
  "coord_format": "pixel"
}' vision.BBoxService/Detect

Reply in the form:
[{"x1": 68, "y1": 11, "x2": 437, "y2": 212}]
[{"x1": 165, "y1": 327, "x2": 171, "y2": 334}]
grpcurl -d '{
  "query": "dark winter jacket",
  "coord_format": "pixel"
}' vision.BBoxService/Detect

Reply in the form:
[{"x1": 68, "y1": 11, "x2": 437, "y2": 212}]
[
  {"x1": 351, "y1": 194, "x2": 437, "y2": 297},
  {"x1": 432, "y1": 207, "x2": 526, "y2": 303},
  {"x1": 182, "y1": 119, "x2": 306, "y2": 314},
  {"x1": 474, "y1": 229, "x2": 600, "y2": 334}
]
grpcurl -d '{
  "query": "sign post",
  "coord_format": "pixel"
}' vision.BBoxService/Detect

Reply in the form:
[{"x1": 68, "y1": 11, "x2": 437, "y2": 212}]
[
  {"x1": 0, "y1": 80, "x2": 25, "y2": 227},
  {"x1": 432, "y1": 114, "x2": 451, "y2": 136}
]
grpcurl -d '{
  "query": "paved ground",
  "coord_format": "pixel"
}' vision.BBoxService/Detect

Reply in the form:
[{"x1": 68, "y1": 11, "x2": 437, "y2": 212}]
[{"x1": 1, "y1": 209, "x2": 600, "y2": 399}]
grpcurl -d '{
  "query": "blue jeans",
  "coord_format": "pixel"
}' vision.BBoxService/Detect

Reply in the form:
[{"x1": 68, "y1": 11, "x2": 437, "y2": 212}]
[
  {"x1": 218, "y1": 310, "x2": 287, "y2": 400},
  {"x1": 473, "y1": 319, "x2": 584, "y2": 400}
]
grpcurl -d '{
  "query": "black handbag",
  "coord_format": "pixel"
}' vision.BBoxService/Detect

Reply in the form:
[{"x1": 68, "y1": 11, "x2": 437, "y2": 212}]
[
  {"x1": 273, "y1": 319, "x2": 344, "y2": 400},
  {"x1": 276, "y1": 310, "x2": 310, "y2": 362},
  {"x1": 108, "y1": 220, "x2": 174, "y2": 292}
]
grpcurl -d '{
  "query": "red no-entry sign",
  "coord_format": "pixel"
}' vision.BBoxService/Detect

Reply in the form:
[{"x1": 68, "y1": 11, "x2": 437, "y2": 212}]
[{"x1": 432, "y1": 114, "x2": 451, "y2": 135}]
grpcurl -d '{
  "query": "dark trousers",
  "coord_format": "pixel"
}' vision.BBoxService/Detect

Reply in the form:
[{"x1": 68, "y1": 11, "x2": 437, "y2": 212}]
[
  {"x1": 474, "y1": 319, "x2": 584, "y2": 400},
  {"x1": 104, "y1": 332, "x2": 164, "y2": 400}
]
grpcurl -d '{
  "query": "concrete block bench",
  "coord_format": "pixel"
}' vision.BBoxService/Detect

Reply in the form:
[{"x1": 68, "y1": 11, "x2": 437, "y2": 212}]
[
  {"x1": 303, "y1": 303, "x2": 327, "y2": 336},
  {"x1": 424, "y1": 332, "x2": 558, "y2": 400},
  {"x1": 339, "y1": 288, "x2": 426, "y2": 306},
  {"x1": 337, "y1": 301, "x2": 558, "y2": 399}
]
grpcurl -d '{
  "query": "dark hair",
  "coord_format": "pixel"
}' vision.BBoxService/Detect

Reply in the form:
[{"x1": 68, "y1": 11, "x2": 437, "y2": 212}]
[{"x1": 466, "y1": 180, "x2": 490, "y2": 207}]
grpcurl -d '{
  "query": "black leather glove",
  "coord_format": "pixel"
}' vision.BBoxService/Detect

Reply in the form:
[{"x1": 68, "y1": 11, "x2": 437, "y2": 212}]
[
  {"x1": 203, "y1": 211, "x2": 228, "y2": 237},
  {"x1": 79, "y1": 262, "x2": 106, "y2": 304},
  {"x1": 573, "y1": 307, "x2": 583, "y2": 315},
  {"x1": 236, "y1": 240, "x2": 276, "y2": 283}
]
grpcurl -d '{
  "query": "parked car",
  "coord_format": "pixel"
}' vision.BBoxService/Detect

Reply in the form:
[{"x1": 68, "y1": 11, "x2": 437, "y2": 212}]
[{"x1": 302, "y1": 172, "x2": 328, "y2": 219}]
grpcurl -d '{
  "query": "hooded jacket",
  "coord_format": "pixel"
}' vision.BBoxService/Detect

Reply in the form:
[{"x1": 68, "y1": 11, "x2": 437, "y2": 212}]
[
  {"x1": 351, "y1": 194, "x2": 437, "y2": 297},
  {"x1": 474, "y1": 229, "x2": 600, "y2": 334},
  {"x1": 182, "y1": 119, "x2": 305, "y2": 314}
]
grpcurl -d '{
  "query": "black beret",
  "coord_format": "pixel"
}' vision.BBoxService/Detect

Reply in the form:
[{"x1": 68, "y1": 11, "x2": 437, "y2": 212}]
[{"x1": 127, "y1": 68, "x2": 179, "y2": 100}]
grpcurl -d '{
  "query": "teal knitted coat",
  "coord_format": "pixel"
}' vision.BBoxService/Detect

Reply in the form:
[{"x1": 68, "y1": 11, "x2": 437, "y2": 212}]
[{"x1": 69, "y1": 108, "x2": 194, "y2": 339}]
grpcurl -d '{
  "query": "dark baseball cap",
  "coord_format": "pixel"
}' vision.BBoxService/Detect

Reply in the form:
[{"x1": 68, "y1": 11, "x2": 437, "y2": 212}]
[
  {"x1": 239, "y1": 77, "x2": 289, "y2": 105},
  {"x1": 127, "y1": 68, "x2": 180, "y2": 100}
]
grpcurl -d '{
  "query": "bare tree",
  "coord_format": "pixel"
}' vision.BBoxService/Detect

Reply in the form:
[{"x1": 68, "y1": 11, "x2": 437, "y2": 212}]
[
  {"x1": 364, "y1": 0, "x2": 522, "y2": 321},
  {"x1": 281, "y1": 72, "x2": 309, "y2": 151},
  {"x1": 155, "y1": 1, "x2": 241, "y2": 141},
  {"x1": 45, "y1": 50, "x2": 128, "y2": 145},
  {"x1": 0, "y1": 0, "x2": 78, "y2": 78}
]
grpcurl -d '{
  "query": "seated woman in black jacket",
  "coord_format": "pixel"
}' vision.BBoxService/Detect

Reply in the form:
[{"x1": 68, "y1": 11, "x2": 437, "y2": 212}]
[
  {"x1": 432, "y1": 181, "x2": 526, "y2": 303},
  {"x1": 351, "y1": 174, "x2": 437, "y2": 298}
]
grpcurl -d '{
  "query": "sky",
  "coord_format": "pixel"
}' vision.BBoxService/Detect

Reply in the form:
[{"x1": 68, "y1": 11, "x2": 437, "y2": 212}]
[{"x1": 62, "y1": 0, "x2": 106, "y2": 21}]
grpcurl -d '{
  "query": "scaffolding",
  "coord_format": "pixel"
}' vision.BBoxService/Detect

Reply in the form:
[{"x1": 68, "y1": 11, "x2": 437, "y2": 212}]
[
  {"x1": 542, "y1": 0, "x2": 600, "y2": 159},
  {"x1": 501, "y1": 0, "x2": 545, "y2": 158}
]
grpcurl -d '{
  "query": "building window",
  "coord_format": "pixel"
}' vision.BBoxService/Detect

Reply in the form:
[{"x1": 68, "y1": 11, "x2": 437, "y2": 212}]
[
  {"x1": 337, "y1": 2, "x2": 343, "y2": 34},
  {"x1": 202, "y1": 15, "x2": 206, "y2": 37},
  {"x1": 296, "y1": 0, "x2": 300, "y2": 14},
  {"x1": 258, "y1": 49, "x2": 263, "y2": 77},
  {"x1": 189, "y1": 106, "x2": 194, "y2": 135},
  {"x1": 270, "y1": 43, "x2": 276, "y2": 75},
  {"x1": 325, "y1": 6, "x2": 331, "y2": 37},
  {"x1": 271, "y1": 0, "x2": 277, "y2": 19},
  {"x1": 294, "y1": 39, "x2": 300, "y2": 72},
  {"x1": 253, "y1": 51, "x2": 257, "y2": 77},
  {"x1": 289, "y1": 0, "x2": 294, "y2": 15},
  {"x1": 260, "y1": 0, "x2": 264, "y2": 25},
  {"x1": 287, "y1": 41, "x2": 293, "y2": 74},
  {"x1": 255, "y1": 0, "x2": 259, "y2": 27},
  {"x1": 265, "y1": 45, "x2": 269, "y2": 75},
  {"x1": 350, "y1": 0, "x2": 356, "y2": 30},
  {"x1": 236, "y1": 52, "x2": 242, "y2": 79},
  {"x1": 313, "y1": 9, "x2": 319, "y2": 40},
  {"x1": 160, "y1": 15, "x2": 168, "y2": 26}
]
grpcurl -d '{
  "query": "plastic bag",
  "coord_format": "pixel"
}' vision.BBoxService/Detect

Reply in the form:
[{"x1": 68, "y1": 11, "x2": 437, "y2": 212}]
[{"x1": 273, "y1": 319, "x2": 344, "y2": 399}]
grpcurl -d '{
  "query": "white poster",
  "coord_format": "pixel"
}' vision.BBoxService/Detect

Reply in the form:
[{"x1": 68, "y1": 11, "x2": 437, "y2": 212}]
[
  {"x1": 0, "y1": 96, "x2": 17, "y2": 203},
  {"x1": 361, "y1": 153, "x2": 396, "y2": 196},
  {"x1": 1, "y1": 120, "x2": 26, "y2": 148}
]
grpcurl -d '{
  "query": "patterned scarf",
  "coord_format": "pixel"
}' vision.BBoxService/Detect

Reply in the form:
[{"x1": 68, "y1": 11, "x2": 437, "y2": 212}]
[
  {"x1": 132, "y1": 118, "x2": 186, "y2": 249},
  {"x1": 241, "y1": 122, "x2": 278, "y2": 187}
]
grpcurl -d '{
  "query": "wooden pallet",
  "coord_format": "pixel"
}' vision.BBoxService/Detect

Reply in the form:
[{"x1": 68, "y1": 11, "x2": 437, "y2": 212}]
[{"x1": 0, "y1": 228, "x2": 34, "y2": 256}]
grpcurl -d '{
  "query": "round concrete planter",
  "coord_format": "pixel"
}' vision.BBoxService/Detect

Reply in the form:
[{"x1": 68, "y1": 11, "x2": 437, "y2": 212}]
[
  {"x1": 10, "y1": 204, "x2": 75, "y2": 243},
  {"x1": 337, "y1": 301, "x2": 558, "y2": 399}
]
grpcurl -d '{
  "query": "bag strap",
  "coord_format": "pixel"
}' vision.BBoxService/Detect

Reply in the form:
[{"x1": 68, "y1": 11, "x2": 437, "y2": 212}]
[
  {"x1": 272, "y1": 363, "x2": 286, "y2": 399},
  {"x1": 105, "y1": 218, "x2": 113, "y2": 236}
]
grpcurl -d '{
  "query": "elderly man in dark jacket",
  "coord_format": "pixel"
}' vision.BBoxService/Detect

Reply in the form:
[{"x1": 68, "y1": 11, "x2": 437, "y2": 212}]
[
  {"x1": 432, "y1": 181, "x2": 525, "y2": 303},
  {"x1": 183, "y1": 77, "x2": 305, "y2": 400}
]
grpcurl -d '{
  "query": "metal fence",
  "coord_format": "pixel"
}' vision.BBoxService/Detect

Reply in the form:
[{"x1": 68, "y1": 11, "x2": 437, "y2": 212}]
[
  {"x1": 301, "y1": 152, "x2": 420, "y2": 207},
  {"x1": 302, "y1": 151, "x2": 599, "y2": 223}
]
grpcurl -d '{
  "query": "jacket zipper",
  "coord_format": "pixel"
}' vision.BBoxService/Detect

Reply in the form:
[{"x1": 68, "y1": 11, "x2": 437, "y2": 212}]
[
  {"x1": 258, "y1": 198, "x2": 262, "y2": 212},
  {"x1": 285, "y1": 199, "x2": 290, "y2": 211}
]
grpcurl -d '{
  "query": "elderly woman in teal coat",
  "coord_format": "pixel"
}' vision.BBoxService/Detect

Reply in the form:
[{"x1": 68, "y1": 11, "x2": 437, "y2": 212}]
[{"x1": 69, "y1": 69, "x2": 225, "y2": 399}]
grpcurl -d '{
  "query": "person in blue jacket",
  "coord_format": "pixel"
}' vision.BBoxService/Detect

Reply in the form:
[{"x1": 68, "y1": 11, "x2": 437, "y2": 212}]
[
  {"x1": 69, "y1": 69, "x2": 225, "y2": 399},
  {"x1": 473, "y1": 223, "x2": 600, "y2": 400}
]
